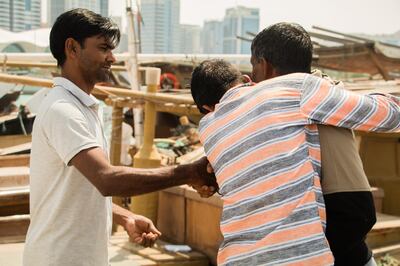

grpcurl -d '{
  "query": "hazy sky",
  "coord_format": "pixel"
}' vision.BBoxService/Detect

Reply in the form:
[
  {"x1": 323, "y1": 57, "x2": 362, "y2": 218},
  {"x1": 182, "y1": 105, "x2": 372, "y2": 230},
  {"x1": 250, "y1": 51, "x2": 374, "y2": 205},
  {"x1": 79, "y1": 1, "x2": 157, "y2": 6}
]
[
  {"x1": 177, "y1": 0, "x2": 400, "y2": 35},
  {"x1": 42, "y1": 0, "x2": 399, "y2": 35}
]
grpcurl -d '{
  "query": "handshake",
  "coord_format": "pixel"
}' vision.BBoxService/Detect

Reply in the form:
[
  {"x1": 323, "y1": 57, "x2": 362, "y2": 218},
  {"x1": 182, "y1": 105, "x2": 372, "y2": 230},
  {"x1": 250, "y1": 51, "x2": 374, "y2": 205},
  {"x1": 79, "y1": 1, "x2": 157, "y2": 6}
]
[{"x1": 184, "y1": 156, "x2": 219, "y2": 198}]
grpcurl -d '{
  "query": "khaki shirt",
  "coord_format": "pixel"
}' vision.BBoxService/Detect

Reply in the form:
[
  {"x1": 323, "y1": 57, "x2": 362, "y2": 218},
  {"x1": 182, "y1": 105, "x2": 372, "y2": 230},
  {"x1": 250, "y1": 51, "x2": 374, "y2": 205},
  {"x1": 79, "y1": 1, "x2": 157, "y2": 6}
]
[
  {"x1": 311, "y1": 70, "x2": 371, "y2": 194},
  {"x1": 319, "y1": 124, "x2": 371, "y2": 194}
]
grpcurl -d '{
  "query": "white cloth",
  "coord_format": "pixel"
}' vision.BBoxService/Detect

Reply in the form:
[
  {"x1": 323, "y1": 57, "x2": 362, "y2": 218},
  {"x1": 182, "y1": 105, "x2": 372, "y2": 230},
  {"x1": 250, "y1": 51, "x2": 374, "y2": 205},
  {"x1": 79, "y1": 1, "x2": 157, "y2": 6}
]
[{"x1": 23, "y1": 77, "x2": 113, "y2": 266}]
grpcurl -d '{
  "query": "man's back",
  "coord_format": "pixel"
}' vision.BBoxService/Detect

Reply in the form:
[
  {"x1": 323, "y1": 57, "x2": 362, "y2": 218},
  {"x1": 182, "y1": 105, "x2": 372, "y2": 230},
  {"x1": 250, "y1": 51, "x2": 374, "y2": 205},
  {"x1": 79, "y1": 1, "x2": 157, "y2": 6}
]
[{"x1": 199, "y1": 74, "x2": 334, "y2": 265}]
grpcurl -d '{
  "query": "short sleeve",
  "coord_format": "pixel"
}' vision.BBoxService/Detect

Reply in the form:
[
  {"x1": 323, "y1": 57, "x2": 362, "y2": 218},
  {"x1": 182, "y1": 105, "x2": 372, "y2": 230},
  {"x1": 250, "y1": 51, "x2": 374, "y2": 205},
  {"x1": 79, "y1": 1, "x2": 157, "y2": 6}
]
[{"x1": 42, "y1": 102, "x2": 100, "y2": 165}]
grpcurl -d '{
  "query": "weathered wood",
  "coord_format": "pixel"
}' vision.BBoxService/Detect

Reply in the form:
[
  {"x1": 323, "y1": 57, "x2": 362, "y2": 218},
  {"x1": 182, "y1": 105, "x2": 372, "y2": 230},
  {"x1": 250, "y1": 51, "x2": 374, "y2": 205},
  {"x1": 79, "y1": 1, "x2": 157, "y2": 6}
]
[
  {"x1": 0, "y1": 155, "x2": 29, "y2": 167},
  {"x1": 359, "y1": 134, "x2": 400, "y2": 216},
  {"x1": 110, "y1": 232, "x2": 209, "y2": 266},
  {"x1": 0, "y1": 143, "x2": 31, "y2": 156},
  {"x1": 131, "y1": 72, "x2": 162, "y2": 224},
  {"x1": 367, "y1": 213, "x2": 400, "y2": 249},
  {"x1": 0, "y1": 135, "x2": 31, "y2": 149},
  {"x1": 0, "y1": 214, "x2": 30, "y2": 243},
  {"x1": 157, "y1": 189, "x2": 186, "y2": 244},
  {"x1": 371, "y1": 187, "x2": 385, "y2": 213},
  {"x1": 0, "y1": 187, "x2": 29, "y2": 207},
  {"x1": 2, "y1": 61, "x2": 128, "y2": 71},
  {"x1": 368, "y1": 48, "x2": 392, "y2": 80},
  {"x1": 309, "y1": 31, "x2": 360, "y2": 45},
  {"x1": 0, "y1": 73, "x2": 197, "y2": 105},
  {"x1": 186, "y1": 196, "x2": 223, "y2": 265},
  {"x1": 0, "y1": 167, "x2": 29, "y2": 187},
  {"x1": 373, "y1": 243, "x2": 400, "y2": 259}
]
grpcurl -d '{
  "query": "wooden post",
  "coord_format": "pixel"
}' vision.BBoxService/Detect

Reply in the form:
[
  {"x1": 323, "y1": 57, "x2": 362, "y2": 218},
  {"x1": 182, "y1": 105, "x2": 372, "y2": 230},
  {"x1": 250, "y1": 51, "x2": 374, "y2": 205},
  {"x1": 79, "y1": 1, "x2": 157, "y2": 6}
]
[
  {"x1": 109, "y1": 100, "x2": 123, "y2": 166},
  {"x1": 108, "y1": 100, "x2": 125, "y2": 212},
  {"x1": 130, "y1": 68, "x2": 162, "y2": 224}
]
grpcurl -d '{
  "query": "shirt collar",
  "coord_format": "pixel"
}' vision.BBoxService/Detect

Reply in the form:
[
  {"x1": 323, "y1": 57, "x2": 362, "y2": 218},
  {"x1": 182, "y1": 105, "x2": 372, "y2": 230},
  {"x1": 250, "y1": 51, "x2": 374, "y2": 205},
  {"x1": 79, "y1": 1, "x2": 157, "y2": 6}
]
[{"x1": 53, "y1": 77, "x2": 99, "y2": 108}]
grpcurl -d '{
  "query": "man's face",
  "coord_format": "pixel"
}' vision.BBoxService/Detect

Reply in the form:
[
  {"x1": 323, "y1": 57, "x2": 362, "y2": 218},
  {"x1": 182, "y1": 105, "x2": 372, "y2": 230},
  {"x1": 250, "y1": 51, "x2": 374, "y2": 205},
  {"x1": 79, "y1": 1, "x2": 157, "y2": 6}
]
[{"x1": 78, "y1": 35, "x2": 116, "y2": 84}]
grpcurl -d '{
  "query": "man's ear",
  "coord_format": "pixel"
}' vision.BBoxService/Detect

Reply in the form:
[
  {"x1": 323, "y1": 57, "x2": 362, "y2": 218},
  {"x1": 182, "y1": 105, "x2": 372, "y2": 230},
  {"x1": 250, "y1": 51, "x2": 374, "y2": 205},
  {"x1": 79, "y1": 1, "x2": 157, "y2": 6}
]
[
  {"x1": 242, "y1": 74, "x2": 252, "y2": 83},
  {"x1": 65, "y1": 38, "x2": 80, "y2": 61},
  {"x1": 202, "y1": 105, "x2": 214, "y2": 113}
]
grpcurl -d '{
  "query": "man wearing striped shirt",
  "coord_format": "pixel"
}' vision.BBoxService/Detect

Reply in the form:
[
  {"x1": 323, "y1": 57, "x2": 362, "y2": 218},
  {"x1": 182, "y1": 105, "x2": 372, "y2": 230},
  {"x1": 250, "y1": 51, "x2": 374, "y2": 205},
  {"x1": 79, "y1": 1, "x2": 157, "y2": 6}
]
[
  {"x1": 190, "y1": 59, "x2": 400, "y2": 264},
  {"x1": 250, "y1": 23, "x2": 378, "y2": 266}
]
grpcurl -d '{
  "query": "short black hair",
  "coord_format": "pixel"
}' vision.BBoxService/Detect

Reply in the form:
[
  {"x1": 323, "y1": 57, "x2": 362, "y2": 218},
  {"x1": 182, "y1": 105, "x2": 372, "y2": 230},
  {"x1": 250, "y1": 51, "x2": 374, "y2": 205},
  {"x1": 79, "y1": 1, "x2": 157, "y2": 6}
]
[
  {"x1": 251, "y1": 22, "x2": 312, "y2": 74},
  {"x1": 50, "y1": 8, "x2": 120, "y2": 67},
  {"x1": 191, "y1": 59, "x2": 242, "y2": 114}
]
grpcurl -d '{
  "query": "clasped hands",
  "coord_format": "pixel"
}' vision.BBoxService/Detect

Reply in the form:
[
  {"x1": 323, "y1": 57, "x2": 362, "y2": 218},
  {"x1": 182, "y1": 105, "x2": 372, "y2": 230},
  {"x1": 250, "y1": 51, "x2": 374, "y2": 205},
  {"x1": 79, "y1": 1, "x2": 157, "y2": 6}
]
[{"x1": 187, "y1": 156, "x2": 219, "y2": 198}]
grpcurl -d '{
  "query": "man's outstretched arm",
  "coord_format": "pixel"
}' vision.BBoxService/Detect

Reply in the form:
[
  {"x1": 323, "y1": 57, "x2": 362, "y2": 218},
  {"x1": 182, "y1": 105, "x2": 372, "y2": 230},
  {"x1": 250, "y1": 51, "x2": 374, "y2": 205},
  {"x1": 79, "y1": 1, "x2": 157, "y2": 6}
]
[
  {"x1": 301, "y1": 74, "x2": 400, "y2": 132},
  {"x1": 70, "y1": 147, "x2": 217, "y2": 197}
]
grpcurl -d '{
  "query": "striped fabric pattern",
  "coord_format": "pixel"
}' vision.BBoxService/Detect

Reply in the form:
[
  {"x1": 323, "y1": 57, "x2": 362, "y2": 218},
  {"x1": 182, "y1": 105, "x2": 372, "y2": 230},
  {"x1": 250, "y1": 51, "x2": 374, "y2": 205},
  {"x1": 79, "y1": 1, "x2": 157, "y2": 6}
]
[{"x1": 199, "y1": 73, "x2": 400, "y2": 266}]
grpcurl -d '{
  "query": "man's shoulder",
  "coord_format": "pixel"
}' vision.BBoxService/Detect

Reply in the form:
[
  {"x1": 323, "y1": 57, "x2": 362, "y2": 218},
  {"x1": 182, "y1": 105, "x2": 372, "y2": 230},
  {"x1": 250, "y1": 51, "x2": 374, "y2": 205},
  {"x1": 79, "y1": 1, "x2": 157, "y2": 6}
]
[{"x1": 38, "y1": 87, "x2": 84, "y2": 122}]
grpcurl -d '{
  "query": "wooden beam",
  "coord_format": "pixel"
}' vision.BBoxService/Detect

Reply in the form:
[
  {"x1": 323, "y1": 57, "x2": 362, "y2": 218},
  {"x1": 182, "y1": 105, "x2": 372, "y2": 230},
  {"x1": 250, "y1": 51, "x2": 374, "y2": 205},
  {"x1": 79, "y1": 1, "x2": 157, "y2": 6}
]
[
  {"x1": 0, "y1": 155, "x2": 29, "y2": 167},
  {"x1": 1, "y1": 61, "x2": 127, "y2": 71},
  {"x1": 312, "y1": 26, "x2": 373, "y2": 43},
  {"x1": 0, "y1": 143, "x2": 31, "y2": 156},
  {"x1": 309, "y1": 31, "x2": 360, "y2": 45},
  {"x1": 367, "y1": 48, "x2": 392, "y2": 80},
  {"x1": 0, "y1": 73, "x2": 197, "y2": 105},
  {"x1": 0, "y1": 135, "x2": 31, "y2": 149}
]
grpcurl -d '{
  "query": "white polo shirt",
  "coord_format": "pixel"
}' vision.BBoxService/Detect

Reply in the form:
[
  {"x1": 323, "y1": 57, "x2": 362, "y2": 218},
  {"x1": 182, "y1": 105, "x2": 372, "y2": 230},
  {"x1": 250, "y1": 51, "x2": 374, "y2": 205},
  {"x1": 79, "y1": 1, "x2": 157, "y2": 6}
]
[{"x1": 24, "y1": 77, "x2": 113, "y2": 266}]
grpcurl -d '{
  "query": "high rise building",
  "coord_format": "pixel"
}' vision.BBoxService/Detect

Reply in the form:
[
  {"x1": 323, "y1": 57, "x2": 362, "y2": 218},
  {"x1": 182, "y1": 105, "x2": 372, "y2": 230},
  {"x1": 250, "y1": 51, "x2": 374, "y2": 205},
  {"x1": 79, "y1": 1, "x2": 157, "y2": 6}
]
[
  {"x1": 202, "y1": 20, "x2": 223, "y2": 54},
  {"x1": 140, "y1": 0, "x2": 180, "y2": 53},
  {"x1": 180, "y1": 24, "x2": 201, "y2": 54},
  {"x1": 222, "y1": 6, "x2": 259, "y2": 54},
  {"x1": 48, "y1": 0, "x2": 109, "y2": 26},
  {"x1": 0, "y1": 0, "x2": 41, "y2": 32},
  {"x1": 100, "y1": 0, "x2": 108, "y2": 18}
]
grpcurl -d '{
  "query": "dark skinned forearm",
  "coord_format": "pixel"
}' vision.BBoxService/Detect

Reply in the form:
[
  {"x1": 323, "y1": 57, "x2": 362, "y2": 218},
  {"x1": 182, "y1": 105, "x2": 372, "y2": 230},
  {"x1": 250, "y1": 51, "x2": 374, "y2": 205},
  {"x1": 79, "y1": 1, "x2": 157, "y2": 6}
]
[
  {"x1": 99, "y1": 163, "x2": 192, "y2": 197},
  {"x1": 71, "y1": 147, "x2": 213, "y2": 198}
]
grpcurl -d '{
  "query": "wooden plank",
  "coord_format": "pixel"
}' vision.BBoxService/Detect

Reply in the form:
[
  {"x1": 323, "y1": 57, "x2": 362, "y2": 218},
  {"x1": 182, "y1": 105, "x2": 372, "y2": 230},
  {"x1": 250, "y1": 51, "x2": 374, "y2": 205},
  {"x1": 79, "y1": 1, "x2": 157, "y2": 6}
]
[
  {"x1": 185, "y1": 198, "x2": 223, "y2": 265},
  {"x1": 373, "y1": 243, "x2": 400, "y2": 258},
  {"x1": 0, "y1": 135, "x2": 31, "y2": 149},
  {"x1": 110, "y1": 232, "x2": 208, "y2": 266},
  {"x1": 0, "y1": 154, "x2": 30, "y2": 167},
  {"x1": 312, "y1": 26, "x2": 373, "y2": 43},
  {"x1": 367, "y1": 213, "x2": 400, "y2": 249},
  {"x1": 371, "y1": 187, "x2": 384, "y2": 213},
  {"x1": 0, "y1": 167, "x2": 29, "y2": 188},
  {"x1": 368, "y1": 48, "x2": 392, "y2": 80},
  {"x1": 0, "y1": 143, "x2": 31, "y2": 156},
  {"x1": 372, "y1": 213, "x2": 400, "y2": 231},
  {"x1": 309, "y1": 31, "x2": 360, "y2": 45},
  {"x1": 0, "y1": 214, "x2": 30, "y2": 242},
  {"x1": 0, "y1": 73, "x2": 197, "y2": 105},
  {"x1": 0, "y1": 187, "x2": 29, "y2": 207},
  {"x1": 157, "y1": 190, "x2": 186, "y2": 244}
]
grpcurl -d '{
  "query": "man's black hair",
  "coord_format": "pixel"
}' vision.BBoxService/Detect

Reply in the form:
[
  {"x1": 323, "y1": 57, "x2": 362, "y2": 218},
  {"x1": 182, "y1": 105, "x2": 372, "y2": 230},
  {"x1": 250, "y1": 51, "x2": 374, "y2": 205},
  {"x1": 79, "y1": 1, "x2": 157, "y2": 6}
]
[
  {"x1": 191, "y1": 59, "x2": 242, "y2": 114},
  {"x1": 50, "y1": 8, "x2": 120, "y2": 67},
  {"x1": 251, "y1": 22, "x2": 312, "y2": 74}
]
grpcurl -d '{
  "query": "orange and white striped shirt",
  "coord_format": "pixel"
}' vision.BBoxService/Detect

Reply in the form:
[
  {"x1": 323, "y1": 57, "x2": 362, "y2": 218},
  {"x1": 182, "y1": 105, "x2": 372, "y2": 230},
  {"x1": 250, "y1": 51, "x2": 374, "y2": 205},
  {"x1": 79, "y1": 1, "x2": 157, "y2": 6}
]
[{"x1": 199, "y1": 73, "x2": 400, "y2": 265}]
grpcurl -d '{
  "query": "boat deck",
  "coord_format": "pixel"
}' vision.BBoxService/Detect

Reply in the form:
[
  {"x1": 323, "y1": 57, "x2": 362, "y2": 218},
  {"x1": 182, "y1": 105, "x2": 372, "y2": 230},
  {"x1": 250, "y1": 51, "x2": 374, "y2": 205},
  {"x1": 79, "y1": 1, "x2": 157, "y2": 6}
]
[{"x1": 0, "y1": 232, "x2": 208, "y2": 266}]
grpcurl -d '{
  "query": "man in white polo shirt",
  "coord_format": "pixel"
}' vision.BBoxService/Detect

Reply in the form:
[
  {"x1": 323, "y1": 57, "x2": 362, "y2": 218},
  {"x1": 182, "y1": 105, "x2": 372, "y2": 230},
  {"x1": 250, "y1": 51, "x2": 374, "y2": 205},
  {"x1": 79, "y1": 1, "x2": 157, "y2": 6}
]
[{"x1": 23, "y1": 9, "x2": 217, "y2": 266}]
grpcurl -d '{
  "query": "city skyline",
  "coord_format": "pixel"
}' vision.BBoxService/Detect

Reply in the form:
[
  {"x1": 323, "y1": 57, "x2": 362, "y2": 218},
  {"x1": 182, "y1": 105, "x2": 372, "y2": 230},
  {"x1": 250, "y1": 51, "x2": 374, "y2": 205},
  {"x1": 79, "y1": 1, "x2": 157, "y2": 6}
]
[
  {"x1": 0, "y1": 0, "x2": 41, "y2": 32},
  {"x1": 37, "y1": 0, "x2": 400, "y2": 35}
]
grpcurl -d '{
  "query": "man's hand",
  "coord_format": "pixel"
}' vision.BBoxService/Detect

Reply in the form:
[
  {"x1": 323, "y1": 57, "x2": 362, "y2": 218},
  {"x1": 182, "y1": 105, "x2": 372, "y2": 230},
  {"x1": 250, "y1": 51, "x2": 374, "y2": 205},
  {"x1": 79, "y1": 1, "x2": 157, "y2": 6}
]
[
  {"x1": 124, "y1": 214, "x2": 161, "y2": 247},
  {"x1": 186, "y1": 156, "x2": 219, "y2": 198},
  {"x1": 113, "y1": 204, "x2": 161, "y2": 248}
]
